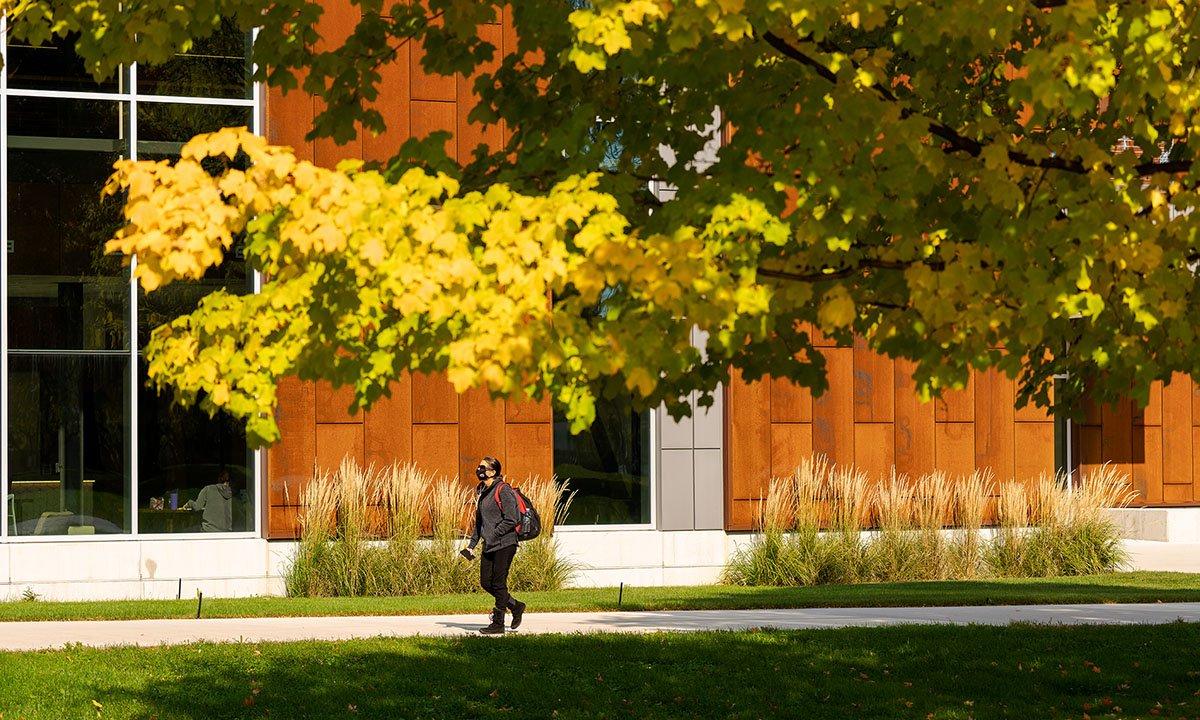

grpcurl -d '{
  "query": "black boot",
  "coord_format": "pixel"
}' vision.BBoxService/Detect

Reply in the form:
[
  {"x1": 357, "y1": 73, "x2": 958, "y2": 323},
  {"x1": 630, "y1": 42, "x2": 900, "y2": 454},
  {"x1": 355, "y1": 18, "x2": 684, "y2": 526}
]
[
  {"x1": 479, "y1": 608, "x2": 505, "y2": 635},
  {"x1": 509, "y1": 599, "x2": 526, "y2": 630}
]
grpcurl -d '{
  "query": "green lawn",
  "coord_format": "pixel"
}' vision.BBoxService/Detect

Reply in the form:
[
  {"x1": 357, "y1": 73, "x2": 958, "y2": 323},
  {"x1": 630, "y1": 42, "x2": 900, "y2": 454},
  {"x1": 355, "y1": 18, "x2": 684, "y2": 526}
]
[
  {"x1": 4, "y1": 622, "x2": 1200, "y2": 719},
  {"x1": 2, "y1": 571, "x2": 1200, "y2": 622}
]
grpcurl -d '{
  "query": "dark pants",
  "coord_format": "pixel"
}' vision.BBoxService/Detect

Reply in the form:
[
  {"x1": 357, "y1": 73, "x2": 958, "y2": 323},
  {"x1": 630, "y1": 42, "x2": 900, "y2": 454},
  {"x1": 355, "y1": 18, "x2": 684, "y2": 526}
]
[{"x1": 480, "y1": 544, "x2": 518, "y2": 613}]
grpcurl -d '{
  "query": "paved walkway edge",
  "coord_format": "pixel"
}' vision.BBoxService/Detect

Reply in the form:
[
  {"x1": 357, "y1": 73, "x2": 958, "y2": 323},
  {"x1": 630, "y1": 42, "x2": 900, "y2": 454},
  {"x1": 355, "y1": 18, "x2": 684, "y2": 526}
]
[{"x1": 6, "y1": 602, "x2": 1200, "y2": 651}]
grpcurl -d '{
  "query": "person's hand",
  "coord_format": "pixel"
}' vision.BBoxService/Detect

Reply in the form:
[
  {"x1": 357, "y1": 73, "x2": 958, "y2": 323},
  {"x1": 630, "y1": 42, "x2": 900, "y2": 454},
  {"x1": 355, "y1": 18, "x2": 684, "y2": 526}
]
[{"x1": 460, "y1": 548, "x2": 475, "y2": 561}]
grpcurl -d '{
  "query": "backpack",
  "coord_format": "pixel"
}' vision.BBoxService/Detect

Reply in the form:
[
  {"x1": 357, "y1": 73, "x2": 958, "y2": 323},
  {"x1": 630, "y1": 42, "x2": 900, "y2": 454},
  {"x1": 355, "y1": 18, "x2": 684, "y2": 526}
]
[{"x1": 494, "y1": 482, "x2": 541, "y2": 542}]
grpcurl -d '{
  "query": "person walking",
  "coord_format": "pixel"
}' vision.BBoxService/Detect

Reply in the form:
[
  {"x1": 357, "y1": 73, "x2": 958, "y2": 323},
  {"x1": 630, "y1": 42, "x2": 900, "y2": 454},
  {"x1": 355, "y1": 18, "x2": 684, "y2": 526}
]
[{"x1": 462, "y1": 456, "x2": 527, "y2": 634}]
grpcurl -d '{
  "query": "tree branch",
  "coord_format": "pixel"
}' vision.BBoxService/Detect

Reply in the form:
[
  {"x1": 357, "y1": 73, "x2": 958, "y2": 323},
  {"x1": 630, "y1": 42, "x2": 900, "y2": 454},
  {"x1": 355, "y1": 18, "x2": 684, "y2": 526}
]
[
  {"x1": 760, "y1": 31, "x2": 1193, "y2": 178},
  {"x1": 757, "y1": 257, "x2": 927, "y2": 283}
]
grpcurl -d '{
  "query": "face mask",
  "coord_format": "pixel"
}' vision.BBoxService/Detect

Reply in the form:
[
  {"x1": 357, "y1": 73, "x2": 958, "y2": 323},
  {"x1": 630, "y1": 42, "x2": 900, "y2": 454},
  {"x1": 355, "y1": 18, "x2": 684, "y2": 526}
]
[{"x1": 476, "y1": 465, "x2": 490, "y2": 481}]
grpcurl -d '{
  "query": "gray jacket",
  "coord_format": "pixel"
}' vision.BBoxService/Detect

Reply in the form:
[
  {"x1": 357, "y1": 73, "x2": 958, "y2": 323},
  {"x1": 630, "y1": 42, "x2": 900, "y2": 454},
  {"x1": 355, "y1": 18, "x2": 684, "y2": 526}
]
[
  {"x1": 467, "y1": 480, "x2": 520, "y2": 553},
  {"x1": 186, "y1": 482, "x2": 234, "y2": 532}
]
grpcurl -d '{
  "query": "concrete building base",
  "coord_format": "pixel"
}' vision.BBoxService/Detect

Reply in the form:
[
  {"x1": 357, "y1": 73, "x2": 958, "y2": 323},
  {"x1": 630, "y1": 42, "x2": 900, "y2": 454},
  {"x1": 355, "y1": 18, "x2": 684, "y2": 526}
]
[
  {"x1": 1109, "y1": 507, "x2": 1200, "y2": 543},
  {"x1": 0, "y1": 525, "x2": 1196, "y2": 601}
]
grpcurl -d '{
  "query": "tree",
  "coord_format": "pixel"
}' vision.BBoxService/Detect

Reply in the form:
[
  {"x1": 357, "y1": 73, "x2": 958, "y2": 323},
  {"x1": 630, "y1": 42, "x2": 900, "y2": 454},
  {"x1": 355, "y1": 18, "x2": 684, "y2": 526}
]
[{"x1": 7, "y1": 0, "x2": 1200, "y2": 445}]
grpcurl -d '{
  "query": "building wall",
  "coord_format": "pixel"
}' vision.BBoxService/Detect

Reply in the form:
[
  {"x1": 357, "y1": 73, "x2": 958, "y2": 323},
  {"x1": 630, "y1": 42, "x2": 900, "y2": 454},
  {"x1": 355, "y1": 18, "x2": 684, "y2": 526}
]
[
  {"x1": 657, "y1": 328, "x2": 726, "y2": 531},
  {"x1": 1077, "y1": 374, "x2": 1200, "y2": 506},
  {"x1": 726, "y1": 338, "x2": 1200, "y2": 530},
  {"x1": 262, "y1": 2, "x2": 543, "y2": 539}
]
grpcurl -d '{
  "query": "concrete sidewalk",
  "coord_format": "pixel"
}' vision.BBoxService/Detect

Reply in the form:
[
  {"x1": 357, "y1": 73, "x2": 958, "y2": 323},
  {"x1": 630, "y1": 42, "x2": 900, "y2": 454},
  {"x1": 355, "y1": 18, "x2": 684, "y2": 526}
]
[{"x1": 4, "y1": 602, "x2": 1200, "y2": 651}]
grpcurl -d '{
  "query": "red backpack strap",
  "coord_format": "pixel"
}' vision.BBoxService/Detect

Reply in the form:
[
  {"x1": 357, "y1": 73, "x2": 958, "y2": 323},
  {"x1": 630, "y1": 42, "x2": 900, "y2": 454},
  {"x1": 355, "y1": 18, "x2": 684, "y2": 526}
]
[
  {"x1": 494, "y1": 482, "x2": 524, "y2": 534},
  {"x1": 494, "y1": 482, "x2": 526, "y2": 512}
]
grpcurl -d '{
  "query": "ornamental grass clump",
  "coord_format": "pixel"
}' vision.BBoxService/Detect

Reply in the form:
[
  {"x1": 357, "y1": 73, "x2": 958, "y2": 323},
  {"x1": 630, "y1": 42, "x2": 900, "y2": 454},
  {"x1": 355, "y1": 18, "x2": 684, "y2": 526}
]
[
  {"x1": 911, "y1": 472, "x2": 954, "y2": 580},
  {"x1": 824, "y1": 467, "x2": 871, "y2": 583},
  {"x1": 508, "y1": 476, "x2": 578, "y2": 592},
  {"x1": 725, "y1": 456, "x2": 1135, "y2": 587},
  {"x1": 286, "y1": 461, "x2": 575, "y2": 597},
  {"x1": 867, "y1": 471, "x2": 919, "y2": 582},
  {"x1": 949, "y1": 470, "x2": 992, "y2": 578}
]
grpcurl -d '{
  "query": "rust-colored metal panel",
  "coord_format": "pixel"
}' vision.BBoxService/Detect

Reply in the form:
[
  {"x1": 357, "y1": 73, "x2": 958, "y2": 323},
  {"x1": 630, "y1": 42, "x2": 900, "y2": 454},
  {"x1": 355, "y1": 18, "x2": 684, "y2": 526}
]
[
  {"x1": 934, "y1": 422, "x2": 975, "y2": 478},
  {"x1": 1162, "y1": 374, "x2": 1193, "y2": 489},
  {"x1": 314, "y1": 100, "x2": 363, "y2": 167},
  {"x1": 727, "y1": 499, "x2": 758, "y2": 531},
  {"x1": 1164, "y1": 482, "x2": 1193, "y2": 504},
  {"x1": 1014, "y1": 380, "x2": 1052, "y2": 422},
  {"x1": 770, "y1": 377, "x2": 812, "y2": 423},
  {"x1": 852, "y1": 339, "x2": 893, "y2": 423},
  {"x1": 410, "y1": 99, "x2": 458, "y2": 160},
  {"x1": 505, "y1": 422, "x2": 553, "y2": 483},
  {"x1": 1078, "y1": 425, "x2": 1103, "y2": 481},
  {"x1": 726, "y1": 370, "x2": 771, "y2": 507},
  {"x1": 894, "y1": 360, "x2": 935, "y2": 478},
  {"x1": 459, "y1": 387, "x2": 507, "y2": 481},
  {"x1": 1193, "y1": 380, "x2": 1200, "y2": 426},
  {"x1": 934, "y1": 375, "x2": 974, "y2": 423},
  {"x1": 315, "y1": 423, "x2": 365, "y2": 474},
  {"x1": 316, "y1": 380, "x2": 362, "y2": 423},
  {"x1": 1081, "y1": 386, "x2": 1103, "y2": 425},
  {"x1": 265, "y1": 85, "x2": 314, "y2": 160},
  {"x1": 853, "y1": 423, "x2": 894, "y2": 482},
  {"x1": 456, "y1": 24, "x2": 504, "y2": 164},
  {"x1": 1013, "y1": 422, "x2": 1055, "y2": 481},
  {"x1": 411, "y1": 38, "x2": 457, "y2": 102},
  {"x1": 770, "y1": 423, "x2": 812, "y2": 479},
  {"x1": 412, "y1": 423, "x2": 460, "y2": 481},
  {"x1": 973, "y1": 368, "x2": 1015, "y2": 481},
  {"x1": 812, "y1": 347, "x2": 854, "y2": 468},
  {"x1": 1100, "y1": 399, "x2": 1134, "y2": 483},
  {"x1": 505, "y1": 394, "x2": 552, "y2": 423},
  {"x1": 412, "y1": 372, "x2": 459, "y2": 423},
  {"x1": 804, "y1": 322, "x2": 837, "y2": 348},
  {"x1": 1132, "y1": 425, "x2": 1163, "y2": 504},
  {"x1": 1194, "y1": 426, "x2": 1200, "y2": 500},
  {"x1": 364, "y1": 375, "x2": 413, "y2": 468},
  {"x1": 268, "y1": 505, "x2": 302, "y2": 540},
  {"x1": 364, "y1": 41, "x2": 412, "y2": 163},
  {"x1": 267, "y1": 376, "x2": 315, "y2": 507},
  {"x1": 313, "y1": 0, "x2": 363, "y2": 167},
  {"x1": 1134, "y1": 380, "x2": 1163, "y2": 426}
]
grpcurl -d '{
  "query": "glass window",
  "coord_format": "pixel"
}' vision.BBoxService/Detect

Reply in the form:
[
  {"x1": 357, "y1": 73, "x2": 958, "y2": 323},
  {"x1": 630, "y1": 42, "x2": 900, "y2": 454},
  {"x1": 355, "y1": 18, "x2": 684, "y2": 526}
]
[
  {"x1": 136, "y1": 102, "x2": 252, "y2": 162},
  {"x1": 7, "y1": 97, "x2": 130, "y2": 352},
  {"x1": 132, "y1": 101, "x2": 254, "y2": 533},
  {"x1": 8, "y1": 354, "x2": 130, "y2": 535},
  {"x1": 137, "y1": 19, "x2": 251, "y2": 99},
  {"x1": 138, "y1": 362, "x2": 252, "y2": 533},
  {"x1": 554, "y1": 396, "x2": 652, "y2": 525},
  {"x1": 2, "y1": 24, "x2": 258, "y2": 537},
  {"x1": 5, "y1": 33, "x2": 123, "y2": 93}
]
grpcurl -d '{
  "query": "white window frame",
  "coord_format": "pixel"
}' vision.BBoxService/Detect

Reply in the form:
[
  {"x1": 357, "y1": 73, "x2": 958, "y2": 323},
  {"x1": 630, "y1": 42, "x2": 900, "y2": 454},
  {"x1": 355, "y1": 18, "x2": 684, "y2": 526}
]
[
  {"x1": 0, "y1": 24, "x2": 264, "y2": 542},
  {"x1": 554, "y1": 407, "x2": 658, "y2": 532}
]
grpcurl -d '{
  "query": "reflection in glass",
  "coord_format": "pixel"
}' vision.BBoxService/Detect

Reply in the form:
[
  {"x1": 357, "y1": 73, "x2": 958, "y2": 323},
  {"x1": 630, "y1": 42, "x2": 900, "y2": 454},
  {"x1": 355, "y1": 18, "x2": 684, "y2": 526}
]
[
  {"x1": 7, "y1": 97, "x2": 129, "y2": 351},
  {"x1": 5, "y1": 33, "x2": 123, "y2": 93},
  {"x1": 133, "y1": 100, "x2": 255, "y2": 532},
  {"x1": 137, "y1": 19, "x2": 251, "y2": 99},
  {"x1": 554, "y1": 397, "x2": 651, "y2": 525},
  {"x1": 8, "y1": 354, "x2": 131, "y2": 535},
  {"x1": 138, "y1": 363, "x2": 252, "y2": 533},
  {"x1": 137, "y1": 102, "x2": 252, "y2": 153},
  {"x1": 135, "y1": 102, "x2": 253, "y2": 347}
]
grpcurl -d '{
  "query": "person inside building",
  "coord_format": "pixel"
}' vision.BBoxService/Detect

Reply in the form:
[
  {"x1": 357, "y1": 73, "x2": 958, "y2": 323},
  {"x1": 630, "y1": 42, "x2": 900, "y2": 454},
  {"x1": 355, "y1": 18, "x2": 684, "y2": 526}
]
[
  {"x1": 461, "y1": 456, "x2": 526, "y2": 634},
  {"x1": 184, "y1": 468, "x2": 243, "y2": 532}
]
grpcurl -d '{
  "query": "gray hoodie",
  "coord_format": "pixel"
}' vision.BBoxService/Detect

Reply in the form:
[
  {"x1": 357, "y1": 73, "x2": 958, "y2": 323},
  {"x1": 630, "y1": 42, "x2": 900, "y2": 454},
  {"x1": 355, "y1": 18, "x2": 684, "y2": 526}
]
[
  {"x1": 467, "y1": 480, "x2": 520, "y2": 553},
  {"x1": 188, "y1": 482, "x2": 235, "y2": 532}
]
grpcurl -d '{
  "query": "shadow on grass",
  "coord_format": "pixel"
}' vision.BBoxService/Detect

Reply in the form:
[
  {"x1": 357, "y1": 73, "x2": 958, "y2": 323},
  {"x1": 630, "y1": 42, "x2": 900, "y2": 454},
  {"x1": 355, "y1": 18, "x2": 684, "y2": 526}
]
[
  {"x1": 7, "y1": 622, "x2": 1200, "y2": 719},
  {"x1": 3, "y1": 572, "x2": 1200, "y2": 623},
  {"x1": 610, "y1": 574, "x2": 1200, "y2": 612}
]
